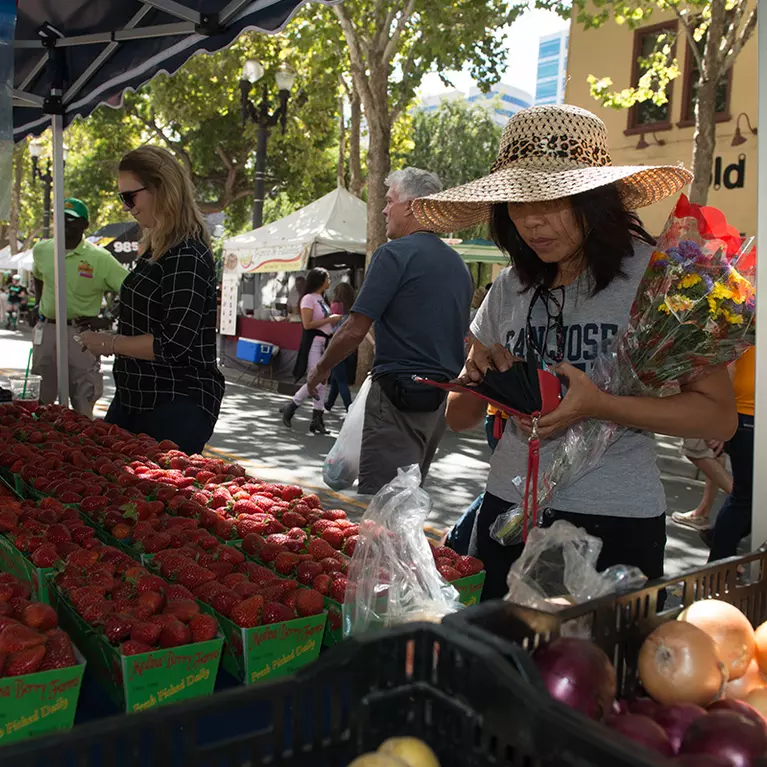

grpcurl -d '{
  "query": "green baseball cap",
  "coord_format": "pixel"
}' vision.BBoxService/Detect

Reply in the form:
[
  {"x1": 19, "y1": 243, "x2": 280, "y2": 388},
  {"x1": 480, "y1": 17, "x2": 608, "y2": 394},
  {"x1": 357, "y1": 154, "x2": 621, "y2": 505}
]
[{"x1": 63, "y1": 198, "x2": 89, "y2": 222}]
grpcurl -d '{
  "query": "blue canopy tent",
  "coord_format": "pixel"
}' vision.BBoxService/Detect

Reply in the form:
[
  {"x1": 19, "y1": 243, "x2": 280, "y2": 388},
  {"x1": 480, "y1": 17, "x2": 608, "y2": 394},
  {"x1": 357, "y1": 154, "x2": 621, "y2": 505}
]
[{"x1": 12, "y1": 0, "x2": 333, "y2": 407}]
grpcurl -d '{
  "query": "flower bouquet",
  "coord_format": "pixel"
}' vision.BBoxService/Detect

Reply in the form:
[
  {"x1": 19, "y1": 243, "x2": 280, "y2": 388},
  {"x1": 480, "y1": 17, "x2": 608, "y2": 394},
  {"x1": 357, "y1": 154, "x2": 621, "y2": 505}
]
[{"x1": 507, "y1": 194, "x2": 756, "y2": 533}]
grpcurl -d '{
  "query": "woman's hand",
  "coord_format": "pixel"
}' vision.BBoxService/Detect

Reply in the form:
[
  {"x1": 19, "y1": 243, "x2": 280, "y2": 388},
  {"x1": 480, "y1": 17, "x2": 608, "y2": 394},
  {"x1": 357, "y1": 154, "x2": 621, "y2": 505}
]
[
  {"x1": 328, "y1": 314, "x2": 343, "y2": 326},
  {"x1": 455, "y1": 343, "x2": 520, "y2": 385},
  {"x1": 515, "y1": 362, "x2": 606, "y2": 441},
  {"x1": 78, "y1": 330, "x2": 116, "y2": 357}
]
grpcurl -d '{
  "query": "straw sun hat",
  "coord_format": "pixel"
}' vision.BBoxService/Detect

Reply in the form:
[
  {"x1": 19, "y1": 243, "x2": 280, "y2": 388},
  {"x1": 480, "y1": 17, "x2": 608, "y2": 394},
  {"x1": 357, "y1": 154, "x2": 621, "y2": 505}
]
[{"x1": 412, "y1": 104, "x2": 693, "y2": 232}]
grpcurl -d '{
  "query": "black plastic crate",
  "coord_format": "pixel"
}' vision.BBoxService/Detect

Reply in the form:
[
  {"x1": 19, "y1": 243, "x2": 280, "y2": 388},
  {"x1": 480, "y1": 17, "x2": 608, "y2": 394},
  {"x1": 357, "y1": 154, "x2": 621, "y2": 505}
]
[{"x1": 0, "y1": 621, "x2": 661, "y2": 767}]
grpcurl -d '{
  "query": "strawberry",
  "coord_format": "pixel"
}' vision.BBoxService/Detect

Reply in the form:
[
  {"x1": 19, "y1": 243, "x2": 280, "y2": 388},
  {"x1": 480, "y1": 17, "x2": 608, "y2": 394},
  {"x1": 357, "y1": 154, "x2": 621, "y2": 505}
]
[
  {"x1": 232, "y1": 499, "x2": 262, "y2": 516},
  {"x1": 158, "y1": 620, "x2": 191, "y2": 649},
  {"x1": 164, "y1": 599, "x2": 200, "y2": 623},
  {"x1": 0, "y1": 510, "x2": 18, "y2": 533},
  {"x1": 131, "y1": 621, "x2": 161, "y2": 646},
  {"x1": 233, "y1": 582, "x2": 262, "y2": 599},
  {"x1": 330, "y1": 575, "x2": 348, "y2": 602},
  {"x1": 5, "y1": 645, "x2": 46, "y2": 676},
  {"x1": 0, "y1": 624, "x2": 46, "y2": 653},
  {"x1": 433, "y1": 546, "x2": 458, "y2": 562},
  {"x1": 296, "y1": 560, "x2": 324, "y2": 586},
  {"x1": 281, "y1": 590, "x2": 299, "y2": 611},
  {"x1": 221, "y1": 573, "x2": 248, "y2": 589},
  {"x1": 135, "y1": 591, "x2": 164, "y2": 619},
  {"x1": 31, "y1": 544, "x2": 59, "y2": 568},
  {"x1": 21, "y1": 604, "x2": 57, "y2": 632},
  {"x1": 303, "y1": 494, "x2": 322, "y2": 509},
  {"x1": 454, "y1": 555, "x2": 483, "y2": 576},
  {"x1": 307, "y1": 538, "x2": 336, "y2": 561},
  {"x1": 321, "y1": 508, "x2": 346, "y2": 520},
  {"x1": 136, "y1": 574, "x2": 166, "y2": 595},
  {"x1": 273, "y1": 552, "x2": 299, "y2": 576},
  {"x1": 189, "y1": 613, "x2": 218, "y2": 643},
  {"x1": 261, "y1": 602, "x2": 295, "y2": 625},
  {"x1": 164, "y1": 584, "x2": 194, "y2": 601},
  {"x1": 309, "y1": 519, "x2": 337, "y2": 536},
  {"x1": 193, "y1": 581, "x2": 227, "y2": 602},
  {"x1": 258, "y1": 543, "x2": 285, "y2": 564},
  {"x1": 67, "y1": 549, "x2": 100, "y2": 568},
  {"x1": 121, "y1": 640, "x2": 153, "y2": 656},
  {"x1": 230, "y1": 595, "x2": 265, "y2": 628},
  {"x1": 319, "y1": 557, "x2": 343, "y2": 574},
  {"x1": 312, "y1": 574, "x2": 332, "y2": 596},
  {"x1": 321, "y1": 528, "x2": 345, "y2": 550},
  {"x1": 437, "y1": 565, "x2": 461, "y2": 582},
  {"x1": 280, "y1": 486, "x2": 303, "y2": 502},
  {"x1": 208, "y1": 562, "x2": 234, "y2": 579},
  {"x1": 104, "y1": 614, "x2": 134, "y2": 645},
  {"x1": 342, "y1": 535, "x2": 359, "y2": 556},
  {"x1": 282, "y1": 511, "x2": 307, "y2": 529},
  {"x1": 40, "y1": 629, "x2": 76, "y2": 670},
  {"x1": 177, "y1": 564, "x2": 216, "y2": 591},
  {"x1": 295, "y1": 589, "x2": 325, "y2": 617},
  {"x1": 210, "y1": 590, "x2": 240, "y2": 618}
]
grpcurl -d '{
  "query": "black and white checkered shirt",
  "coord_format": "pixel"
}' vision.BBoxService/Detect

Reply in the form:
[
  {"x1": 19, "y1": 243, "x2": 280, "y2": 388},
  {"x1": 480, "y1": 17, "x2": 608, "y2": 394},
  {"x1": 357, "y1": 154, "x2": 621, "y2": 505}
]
[{"x1": 113, "y1": 238, "x2": 225, "y2": 423}]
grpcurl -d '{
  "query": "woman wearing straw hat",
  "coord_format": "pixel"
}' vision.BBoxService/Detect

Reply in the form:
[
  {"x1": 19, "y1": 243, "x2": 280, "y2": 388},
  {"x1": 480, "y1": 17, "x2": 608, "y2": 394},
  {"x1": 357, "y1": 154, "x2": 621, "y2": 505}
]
[{"x1": 413, "y1": 104, "x2": 738, "y2": 600}]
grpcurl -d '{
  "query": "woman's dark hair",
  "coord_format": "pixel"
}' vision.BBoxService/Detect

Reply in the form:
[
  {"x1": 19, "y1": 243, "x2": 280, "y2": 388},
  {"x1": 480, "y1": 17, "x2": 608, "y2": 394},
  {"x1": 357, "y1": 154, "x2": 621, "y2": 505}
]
[
  {"x1": 333, "y1": 282, "x2": 356, "y2": 313},
  {"x1": 489, "y1": 184, "x2": 655, "y2": 294},
  {"x1": 303, "y1": 267, "x2": 329, "y2": 297}
]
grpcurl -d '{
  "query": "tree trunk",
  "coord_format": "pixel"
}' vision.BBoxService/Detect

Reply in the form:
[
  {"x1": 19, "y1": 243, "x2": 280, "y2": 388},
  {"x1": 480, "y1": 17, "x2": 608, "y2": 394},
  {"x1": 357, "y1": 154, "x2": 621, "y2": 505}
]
[
  {"x1": 337, "y1": 94, "x2": 346, "y2": 189},
  {"x1": 8, "y1": 145, "x2": 25, "y2": 254},
  {"x1": 689, "y1": 0, "x2": 728, "y2": 205},
  {"x1": 349, "y1": 86, "x2": 363, "y2": 197}
]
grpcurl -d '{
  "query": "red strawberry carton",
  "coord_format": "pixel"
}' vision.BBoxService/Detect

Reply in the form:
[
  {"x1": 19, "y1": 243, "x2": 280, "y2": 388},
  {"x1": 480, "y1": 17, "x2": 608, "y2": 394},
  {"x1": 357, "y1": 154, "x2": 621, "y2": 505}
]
[
  {"x1": 197, "y1": 597, "x2": 326, "y2": 685},
  {"x1": 49, "y1": 581, "x2": 223, "y2": 714}
]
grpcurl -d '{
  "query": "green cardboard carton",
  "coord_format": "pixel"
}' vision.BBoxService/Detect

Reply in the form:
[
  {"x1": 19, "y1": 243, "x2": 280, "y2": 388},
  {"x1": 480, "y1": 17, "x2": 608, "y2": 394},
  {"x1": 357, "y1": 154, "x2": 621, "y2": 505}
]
[
  {"x1": 198, "y1": 602, "x2": 326, "y2": 685},
  {"x1": 51, "y1": 583, "x2": 223, "y2": 713},
  {"x1": 0, "y1": 652, "x2": 85, "y2": 744},
  {"x1": 0, "y1": 535, "x2": 54, "y2": 604}
]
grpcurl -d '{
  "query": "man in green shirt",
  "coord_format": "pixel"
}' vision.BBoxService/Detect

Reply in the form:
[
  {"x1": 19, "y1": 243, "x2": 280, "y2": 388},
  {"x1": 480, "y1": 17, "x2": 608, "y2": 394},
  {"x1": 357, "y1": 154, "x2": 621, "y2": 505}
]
[{"x1": 32, "y1": 198, "x2": 129, "y2": 417}]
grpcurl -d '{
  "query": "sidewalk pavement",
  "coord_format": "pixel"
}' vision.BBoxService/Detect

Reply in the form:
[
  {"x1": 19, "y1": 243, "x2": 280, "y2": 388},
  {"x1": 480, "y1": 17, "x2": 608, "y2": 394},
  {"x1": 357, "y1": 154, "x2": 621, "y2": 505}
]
[{"x1": 0, "y1": 325, "x2": 725, "y2": 577}]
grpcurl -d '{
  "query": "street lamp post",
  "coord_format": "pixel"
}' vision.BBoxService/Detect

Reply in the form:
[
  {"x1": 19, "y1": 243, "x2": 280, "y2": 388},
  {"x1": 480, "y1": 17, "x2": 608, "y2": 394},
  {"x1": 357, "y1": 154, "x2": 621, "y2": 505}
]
[
  {"x1": 29, "y1": 141, "x2": 68, "y2": 239},
  {"x1": 240, "y1": 60, "x2": 296, "y2": 229}
]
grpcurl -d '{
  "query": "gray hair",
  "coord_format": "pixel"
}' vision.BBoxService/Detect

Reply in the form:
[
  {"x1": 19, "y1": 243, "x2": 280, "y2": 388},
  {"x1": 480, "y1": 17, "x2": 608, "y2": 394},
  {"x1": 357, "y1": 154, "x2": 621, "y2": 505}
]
[{"x1": 385, "y1": 167, "x2": 442, "y2": 202}]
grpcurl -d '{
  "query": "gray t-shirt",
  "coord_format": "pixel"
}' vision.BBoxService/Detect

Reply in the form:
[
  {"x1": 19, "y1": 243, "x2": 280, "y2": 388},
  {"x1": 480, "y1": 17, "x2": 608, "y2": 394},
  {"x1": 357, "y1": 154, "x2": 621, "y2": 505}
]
[
  {"x1": 353, "y1": 232, "x2": 473, "y2": 378},
  {"x1": 471, "y1": 239, "x2": 666, "y2": 519}
]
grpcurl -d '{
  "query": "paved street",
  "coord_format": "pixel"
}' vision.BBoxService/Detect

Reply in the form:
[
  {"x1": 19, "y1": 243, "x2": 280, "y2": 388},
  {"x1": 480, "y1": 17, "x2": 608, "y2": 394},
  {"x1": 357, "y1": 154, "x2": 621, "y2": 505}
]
[{"x1": 0, "y1": 324, "x2": 725, "y2": 577}]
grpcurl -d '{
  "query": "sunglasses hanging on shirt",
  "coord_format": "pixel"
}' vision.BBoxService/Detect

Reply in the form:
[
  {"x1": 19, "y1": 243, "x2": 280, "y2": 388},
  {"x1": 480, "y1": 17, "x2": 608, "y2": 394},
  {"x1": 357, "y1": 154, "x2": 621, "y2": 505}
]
[{"x1": 526, "y1": 284, "x2": 565, "y2": 366}]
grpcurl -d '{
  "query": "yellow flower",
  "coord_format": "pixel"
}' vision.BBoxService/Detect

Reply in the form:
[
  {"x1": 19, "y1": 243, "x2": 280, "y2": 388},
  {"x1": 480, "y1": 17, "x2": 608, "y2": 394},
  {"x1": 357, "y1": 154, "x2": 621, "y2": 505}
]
[
  {"x1": 679, "y1": 274, "x2": 702, "y2": 289},
  {"x1": 666, "y1": 295, "x2": 698, "y2": 313},
  {"x1": 658, "y1": 302, "x2": 670, "y2": 314},
  {"x1": 721, "y1": 308, "x2": 744, "y2": 326},
  {"x1": 711, "y1": 283, "x2": 735, "y2": 301}
]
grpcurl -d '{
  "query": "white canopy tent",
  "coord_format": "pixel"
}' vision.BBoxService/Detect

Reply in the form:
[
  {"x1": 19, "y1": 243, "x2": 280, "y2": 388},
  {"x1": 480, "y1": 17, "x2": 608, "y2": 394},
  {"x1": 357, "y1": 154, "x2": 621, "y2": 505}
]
[{"x1": 223, "y1": 187, "x2": 367, "y2": 274}]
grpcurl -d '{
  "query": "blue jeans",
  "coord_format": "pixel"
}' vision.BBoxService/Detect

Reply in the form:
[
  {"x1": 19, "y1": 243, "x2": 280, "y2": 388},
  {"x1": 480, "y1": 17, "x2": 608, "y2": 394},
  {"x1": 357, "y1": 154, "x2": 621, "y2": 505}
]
[
  {"x1": 105, "y1": 394, "x2": 214, "y2": 456},
  {"x1": 446, "y1": 415, "x2": 503, "y2": 555},
  {"x1": 709, "y1": 414, "x2": 754, "y2": 562},
  {"x1": 326, "y1": 362, "x2": 352, "y2": 411}
]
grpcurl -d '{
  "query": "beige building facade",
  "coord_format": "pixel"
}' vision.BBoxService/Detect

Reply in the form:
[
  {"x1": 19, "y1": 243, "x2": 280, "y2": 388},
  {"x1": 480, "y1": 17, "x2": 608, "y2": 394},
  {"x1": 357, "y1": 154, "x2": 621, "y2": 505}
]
[{"x1": 564, "y1": 7, "x2": 758, "y2": 236}]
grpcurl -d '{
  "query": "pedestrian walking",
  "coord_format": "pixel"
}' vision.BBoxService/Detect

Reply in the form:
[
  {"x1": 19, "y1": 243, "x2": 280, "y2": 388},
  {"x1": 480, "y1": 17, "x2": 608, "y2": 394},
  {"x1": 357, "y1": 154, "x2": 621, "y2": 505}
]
[
  {"x1": 78, "y1": 146, "x2": 224, "y2": 454},
  {"x1": 308, "y1": 167, "x2": 473, "y2": 495},
  {"x1": 325, "y1": 281, "x2": 357, "y2": 413},
  {"x1": 414, "y1": 104, "x2": 736, "y2": 600},
  {"x1": 708, "y1": 347, "x2": 755, "y2": 562},
  {"x1": 280, "y1": 267, "x2": 342, "y2": 435},
  {"x1": 32, "y1": 198, "x2": 129, "y2": 417}
]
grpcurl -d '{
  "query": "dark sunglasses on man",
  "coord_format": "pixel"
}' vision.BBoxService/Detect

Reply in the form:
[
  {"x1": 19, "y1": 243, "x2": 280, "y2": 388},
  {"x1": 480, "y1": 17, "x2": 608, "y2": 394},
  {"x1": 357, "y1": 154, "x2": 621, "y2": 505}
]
[{"x1": 118, "y1": 188, "x2": 146, "y2": 208}]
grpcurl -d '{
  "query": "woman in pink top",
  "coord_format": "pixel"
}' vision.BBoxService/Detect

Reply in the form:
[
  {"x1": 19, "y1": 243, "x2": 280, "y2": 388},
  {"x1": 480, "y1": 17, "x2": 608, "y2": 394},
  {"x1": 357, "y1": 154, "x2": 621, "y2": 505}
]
[{"x1": 280, "y1": 268, "x2": 341, "y2": 434}]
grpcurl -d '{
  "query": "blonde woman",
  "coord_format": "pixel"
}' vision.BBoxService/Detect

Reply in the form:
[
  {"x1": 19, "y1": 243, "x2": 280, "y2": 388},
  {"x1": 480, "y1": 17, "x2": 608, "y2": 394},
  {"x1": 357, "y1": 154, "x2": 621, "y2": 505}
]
[{"x1": 79, "y1": 146, "x2": 224, "y2": 454}]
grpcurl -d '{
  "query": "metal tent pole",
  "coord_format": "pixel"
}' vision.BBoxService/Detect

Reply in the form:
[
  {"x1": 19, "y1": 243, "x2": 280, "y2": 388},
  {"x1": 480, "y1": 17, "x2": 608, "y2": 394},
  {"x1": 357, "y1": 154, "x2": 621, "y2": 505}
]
[
  {"x1": 752, "y1": 0, "x2": 767, "y2": 552},
  {"x1": 51, "y1": 108, "x2": 69, "y2": 408}
]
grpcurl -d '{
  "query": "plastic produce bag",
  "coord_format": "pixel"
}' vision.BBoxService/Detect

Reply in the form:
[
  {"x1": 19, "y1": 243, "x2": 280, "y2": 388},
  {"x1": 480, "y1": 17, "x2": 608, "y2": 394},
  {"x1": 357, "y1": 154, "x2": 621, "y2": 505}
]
[
  {"x1": 505, "y1": 520, "x2": 646, "y2": 614},
  {"x1": 0, "y1": 1, "x2": 15, "y2": 221},
  {"x1": 342, "y1": 465, "x2": 462, "y2": 637},
  {"x1": 322, "y1": 376, "x2": 372, "y2": 491}
]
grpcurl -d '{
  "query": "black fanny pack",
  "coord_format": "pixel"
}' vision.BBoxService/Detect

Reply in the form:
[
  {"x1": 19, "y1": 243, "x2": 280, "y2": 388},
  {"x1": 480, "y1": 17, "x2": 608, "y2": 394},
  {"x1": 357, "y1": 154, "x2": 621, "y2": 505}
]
[{"x1": 377, "y1": 372, "x2": 448, "y2": 413}]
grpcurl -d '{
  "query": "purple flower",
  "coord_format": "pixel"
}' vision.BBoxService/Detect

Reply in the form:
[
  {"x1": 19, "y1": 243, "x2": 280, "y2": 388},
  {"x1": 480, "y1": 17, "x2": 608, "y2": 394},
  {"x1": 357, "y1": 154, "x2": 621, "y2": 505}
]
[{"x1": 678, "y1": 240, "x2": 703, "y2": 260}]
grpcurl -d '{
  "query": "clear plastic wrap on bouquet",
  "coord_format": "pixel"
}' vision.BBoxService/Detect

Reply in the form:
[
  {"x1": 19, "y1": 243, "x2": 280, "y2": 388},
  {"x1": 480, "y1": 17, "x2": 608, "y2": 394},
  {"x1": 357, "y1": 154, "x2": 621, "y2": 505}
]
[
  {"x1": 342, "y1": 465, "x2": 462, "y2": 637},
  {"x1": 513, "y1": 194, "x2": 756, "y2": 510}
]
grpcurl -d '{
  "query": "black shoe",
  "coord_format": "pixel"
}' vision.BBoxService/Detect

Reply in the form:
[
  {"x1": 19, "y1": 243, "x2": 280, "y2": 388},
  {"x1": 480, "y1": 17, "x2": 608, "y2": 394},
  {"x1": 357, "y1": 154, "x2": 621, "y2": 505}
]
[
  {"x1": 309, "y1": 410, "x2": 329, "y2": 435},
  {"x1": 280, "y1": 401, "x2": 298, "y2": 427}
]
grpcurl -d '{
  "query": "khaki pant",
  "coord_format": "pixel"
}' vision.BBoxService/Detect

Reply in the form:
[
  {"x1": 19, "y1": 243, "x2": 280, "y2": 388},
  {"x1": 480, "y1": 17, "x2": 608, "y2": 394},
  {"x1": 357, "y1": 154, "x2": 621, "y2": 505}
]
[
  {"x1": 358, "y1": 380, "x2": 446, "y2": 496},
  {"x1": 31, "y1": 321, "x2": 103, "y2": 418}
]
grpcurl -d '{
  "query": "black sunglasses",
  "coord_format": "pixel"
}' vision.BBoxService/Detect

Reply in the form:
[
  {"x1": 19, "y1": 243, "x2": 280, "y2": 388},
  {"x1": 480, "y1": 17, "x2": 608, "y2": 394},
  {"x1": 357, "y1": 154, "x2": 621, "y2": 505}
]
[
  {"x1": 118, "y1": 187, "x2": 146, "y2": 208},
  {"x1": 526, "y1": 285, "x2": 565, "y2": 365}
]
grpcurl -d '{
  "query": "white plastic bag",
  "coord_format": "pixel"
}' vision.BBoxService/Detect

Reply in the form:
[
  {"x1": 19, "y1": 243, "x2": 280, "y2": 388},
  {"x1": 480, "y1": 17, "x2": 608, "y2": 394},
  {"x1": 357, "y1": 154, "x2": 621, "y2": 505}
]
[
  {"x1": 322, "y1": 376, "x2": 372, "y2": 490},
  {"x1": 342, "y1": 465, "x2": 462, "y2": 637},
  {"x1": 505, "y1": 520, "x2": 647, "y2": 612}
]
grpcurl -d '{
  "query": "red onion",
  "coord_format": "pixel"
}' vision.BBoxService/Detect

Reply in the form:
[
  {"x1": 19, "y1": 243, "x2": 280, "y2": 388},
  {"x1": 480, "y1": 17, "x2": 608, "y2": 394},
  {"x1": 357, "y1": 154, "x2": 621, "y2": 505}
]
[
  {"x1": 681, "y1": 710, "x2": 767, "y2": 767},
  {"x1": 673, "y1": 757, "x2": 733, "y2": 766},
  {"x1": 606, "y1": 713, "x2": 674, "y2": 756},
  {"x1": 654, "y1": 703, "x2": 707, "y2": 754},
  {"x1": 628, "y1": 698, "x2": 661, "y2": 719},
  {"x1": 533, "y1": 637, "x2": 616, "y2": 720},
  {"x1": 709, "y1": 699, "x2": 767, "y2": 731}
]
